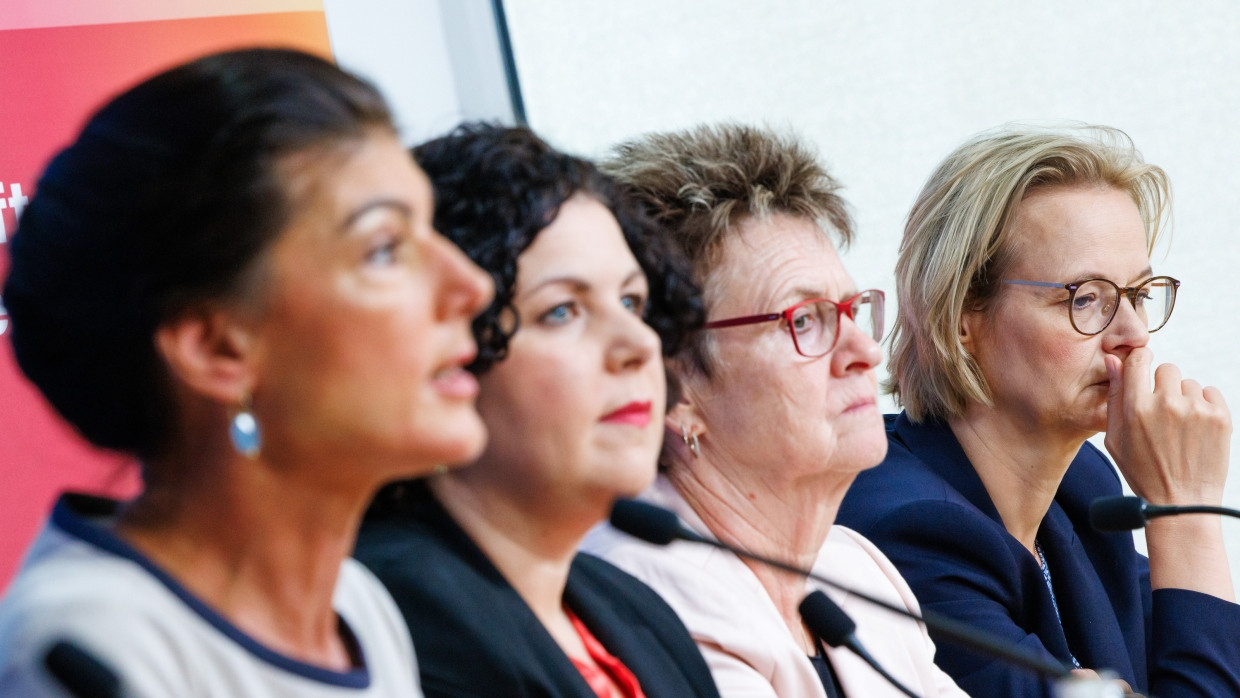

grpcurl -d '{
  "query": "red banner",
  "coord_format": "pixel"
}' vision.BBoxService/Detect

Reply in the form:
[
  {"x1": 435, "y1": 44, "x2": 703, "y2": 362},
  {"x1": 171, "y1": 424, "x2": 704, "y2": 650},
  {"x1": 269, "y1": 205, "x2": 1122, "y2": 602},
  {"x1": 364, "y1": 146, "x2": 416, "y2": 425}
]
[{"x1": 0, "y1": 3, "x2": 332, "y2": 590}]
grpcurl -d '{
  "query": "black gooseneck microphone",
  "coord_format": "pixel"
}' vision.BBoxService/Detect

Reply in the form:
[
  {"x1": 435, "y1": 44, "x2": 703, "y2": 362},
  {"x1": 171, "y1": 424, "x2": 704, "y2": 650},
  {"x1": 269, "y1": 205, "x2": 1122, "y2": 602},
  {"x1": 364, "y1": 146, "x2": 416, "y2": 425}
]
[
  {"x1": 800, "y1": 590, "x2": 921, "y2": 698},
  {"x1": 43, "y1": 640, "x2": 122, "y2": 698},
  {"x1": 609, "y1": 498, "x2": 1072, "y2": 681},
  {"x1": 1089, "y1": 495, "x2": 1240, "y2": 533}
]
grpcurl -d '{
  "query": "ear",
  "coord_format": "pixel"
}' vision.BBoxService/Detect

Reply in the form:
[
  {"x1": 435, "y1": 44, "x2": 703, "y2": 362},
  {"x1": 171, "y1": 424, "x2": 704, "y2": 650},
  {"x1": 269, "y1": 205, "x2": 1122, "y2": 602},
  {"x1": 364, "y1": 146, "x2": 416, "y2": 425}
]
[
  {"x1": 154, "y1": 308, "x2": 257, "y2": 406},
  {"x1": 664, "y1": 374, "x2": 704, "y2": 437},
  {"x1": 959, "y1": 307, "x2": 985, "y2": 356}
]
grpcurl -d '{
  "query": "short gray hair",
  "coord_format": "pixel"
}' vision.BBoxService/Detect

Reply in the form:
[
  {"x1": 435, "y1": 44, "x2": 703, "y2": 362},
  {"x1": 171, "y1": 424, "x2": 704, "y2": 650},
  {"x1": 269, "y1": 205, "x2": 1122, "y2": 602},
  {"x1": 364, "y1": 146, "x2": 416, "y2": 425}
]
[{"x1": 603, "y1": 123, "x2": 852, "y2": 377}]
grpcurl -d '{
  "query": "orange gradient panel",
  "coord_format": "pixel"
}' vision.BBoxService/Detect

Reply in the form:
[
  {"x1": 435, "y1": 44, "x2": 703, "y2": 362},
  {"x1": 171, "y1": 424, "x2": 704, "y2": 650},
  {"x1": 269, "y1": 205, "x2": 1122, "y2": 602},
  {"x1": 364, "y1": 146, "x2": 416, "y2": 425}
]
[
  {"x1": 0, "y1": 12, "x2": 331, "y2": 189},
  {"x1": 0, "y1": 11, "x2": 331, "y2": 591},
  {"x1": 1, "y1": 0, "x2": 324, "y2": 31}
]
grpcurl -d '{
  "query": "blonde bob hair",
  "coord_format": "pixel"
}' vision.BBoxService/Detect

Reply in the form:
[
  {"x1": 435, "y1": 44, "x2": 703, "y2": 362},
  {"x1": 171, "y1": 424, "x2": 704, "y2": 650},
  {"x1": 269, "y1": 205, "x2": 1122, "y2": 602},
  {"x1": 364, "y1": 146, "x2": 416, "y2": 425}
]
[{"x1": 888, "y1": 124, "x2": 1171, "y2": 422}]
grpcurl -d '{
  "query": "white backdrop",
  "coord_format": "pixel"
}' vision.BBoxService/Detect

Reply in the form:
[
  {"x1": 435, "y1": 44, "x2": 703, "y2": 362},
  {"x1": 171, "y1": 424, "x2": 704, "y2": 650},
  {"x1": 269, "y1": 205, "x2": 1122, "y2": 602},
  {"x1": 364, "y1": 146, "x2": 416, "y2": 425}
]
[
  {"x1": 323, "y1": 0, "x2": 518, "y2": 144},
  {"x1": 498, "y1": 0, "x2": 1240, "y2": 587}
]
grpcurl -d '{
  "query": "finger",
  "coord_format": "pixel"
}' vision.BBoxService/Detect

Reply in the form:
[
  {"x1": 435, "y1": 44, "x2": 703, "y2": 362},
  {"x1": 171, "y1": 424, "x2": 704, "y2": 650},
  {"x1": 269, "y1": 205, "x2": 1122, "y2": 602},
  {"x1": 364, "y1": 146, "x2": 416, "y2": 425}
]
[
  {"x1": 1204, "y1": 385, "x2": 1229, "y2": 409},
  {"x1": 1121, "y1": 347, "x2": 1152, "y2": 406},
  {"x1": 1181, "y1": 378, "x2": 1203, "y2": 400},
  {"x1": 1105, "y1": 354, "x2": 1124, "y2": 398},
  {"x1": 1106, "y1": 354, "x2": 1125, "y2": 431},
  {"x1": 1153, "y1": 362, "x2": 1182, "y2": 395}
]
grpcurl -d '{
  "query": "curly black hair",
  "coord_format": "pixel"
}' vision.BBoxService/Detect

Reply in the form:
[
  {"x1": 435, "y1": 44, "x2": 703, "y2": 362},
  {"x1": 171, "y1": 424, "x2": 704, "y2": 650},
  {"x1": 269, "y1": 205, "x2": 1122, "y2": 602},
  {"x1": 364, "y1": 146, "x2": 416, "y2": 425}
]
[{"x1": 414, "y1": 122, "x2": 703, "y2": 373}]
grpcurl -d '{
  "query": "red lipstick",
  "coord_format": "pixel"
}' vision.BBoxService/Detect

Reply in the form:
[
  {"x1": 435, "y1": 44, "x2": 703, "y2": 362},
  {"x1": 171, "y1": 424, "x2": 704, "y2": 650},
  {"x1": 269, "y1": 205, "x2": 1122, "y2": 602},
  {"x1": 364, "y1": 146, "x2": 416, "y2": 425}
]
[{"x1": 600, "y1": 400, "x2": 652, "y2": 426}]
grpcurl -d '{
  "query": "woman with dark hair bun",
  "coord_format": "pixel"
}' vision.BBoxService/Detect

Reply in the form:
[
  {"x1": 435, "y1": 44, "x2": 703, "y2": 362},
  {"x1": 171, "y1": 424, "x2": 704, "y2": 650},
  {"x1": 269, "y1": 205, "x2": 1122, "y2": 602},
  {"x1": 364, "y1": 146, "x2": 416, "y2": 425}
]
[
  {"x1": 0, "y1": 49, "x2": 492, "y2": 696},
  {"x1": 355, "y1": 123, "x2": 718, "y2": 698}
]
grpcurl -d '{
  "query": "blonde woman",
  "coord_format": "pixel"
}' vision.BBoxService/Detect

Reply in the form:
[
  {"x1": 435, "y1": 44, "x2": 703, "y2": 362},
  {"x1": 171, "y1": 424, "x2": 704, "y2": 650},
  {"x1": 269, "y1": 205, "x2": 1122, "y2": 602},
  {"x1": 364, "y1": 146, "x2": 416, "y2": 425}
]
[{"x1": 839, "y1": 125, "x2": 1240, "y2": 696}]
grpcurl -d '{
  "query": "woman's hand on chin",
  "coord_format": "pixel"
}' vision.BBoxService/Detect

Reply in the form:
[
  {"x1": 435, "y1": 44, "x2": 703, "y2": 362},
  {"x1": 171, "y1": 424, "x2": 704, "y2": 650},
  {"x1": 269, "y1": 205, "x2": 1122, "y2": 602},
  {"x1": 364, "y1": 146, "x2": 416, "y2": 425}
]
[{"x1": 1103, "y1": 347, "x2": 1231, "y2": 507}]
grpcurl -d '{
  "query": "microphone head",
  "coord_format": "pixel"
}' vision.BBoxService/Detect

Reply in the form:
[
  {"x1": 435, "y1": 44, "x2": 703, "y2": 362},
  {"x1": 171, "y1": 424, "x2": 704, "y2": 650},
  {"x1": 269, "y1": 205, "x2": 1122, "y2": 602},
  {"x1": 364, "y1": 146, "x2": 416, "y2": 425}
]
[
  {"x1": 44, "y1": 640, "x2": 121, "y2": 698},
  {"x1": 1089, "y1": 495, "x2": 1147, "y2": 533},
  {"x1": 798, "y1": 590, "x2": 857, "y2": 648},
  {"x1": 609, "y1": 498, "x2": 681, "y2": 546}
]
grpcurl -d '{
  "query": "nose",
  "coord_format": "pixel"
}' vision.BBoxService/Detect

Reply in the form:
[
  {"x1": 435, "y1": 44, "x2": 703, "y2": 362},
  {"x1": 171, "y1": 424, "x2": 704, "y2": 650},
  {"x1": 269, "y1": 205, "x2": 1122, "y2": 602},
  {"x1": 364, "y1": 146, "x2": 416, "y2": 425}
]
[
  {"x1": 1100, "y1": 295, "x2": 1149, "y2": 359},
  {"x1": 605, "y1": 304, "x2": 660, "y2": 373},
  {"x1": 430, "y1": 231, "x2": 494, "y2": 318},
  {"x1": 830, "y1": 313, "x2": 882, "y2": 376}
]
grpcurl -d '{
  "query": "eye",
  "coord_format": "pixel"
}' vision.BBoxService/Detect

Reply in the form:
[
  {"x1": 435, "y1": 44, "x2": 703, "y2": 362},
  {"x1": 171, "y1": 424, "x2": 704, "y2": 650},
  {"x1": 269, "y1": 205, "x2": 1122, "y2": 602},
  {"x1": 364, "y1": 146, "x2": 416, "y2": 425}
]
[
  {"x1": 789, "y1": 308, "x2": 819, "y2": 335},
  {"x1": 621, "y1": 293, "x2": 647, "y2": 315},
  {"x1": 365, "y1": 236, "x2": 401, "y2": 266},
  {"x1": 1071, "y1": 292, "x2": 1098, "y2": 310},
  {"x1": 539, "y1": 301, "x2": 577, "y2": 326}
]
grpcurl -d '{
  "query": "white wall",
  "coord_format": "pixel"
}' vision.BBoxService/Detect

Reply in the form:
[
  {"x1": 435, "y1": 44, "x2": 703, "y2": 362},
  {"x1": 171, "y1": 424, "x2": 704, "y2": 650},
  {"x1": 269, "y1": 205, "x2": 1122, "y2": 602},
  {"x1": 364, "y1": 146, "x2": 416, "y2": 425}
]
[
  {"x1": 500, "y1": 0, "x2": 1240, "y2": 583},
  {"x1": 323, "y1": 0, "x2": 515, "y2": 144}
]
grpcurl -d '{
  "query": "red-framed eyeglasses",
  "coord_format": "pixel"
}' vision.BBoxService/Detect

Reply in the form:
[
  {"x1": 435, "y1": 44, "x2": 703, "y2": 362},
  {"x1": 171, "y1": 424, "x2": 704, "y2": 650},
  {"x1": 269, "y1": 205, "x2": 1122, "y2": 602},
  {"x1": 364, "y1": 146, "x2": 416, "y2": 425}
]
[{"x1": 703, "y1": 289, "x2": 885, "y2": 358}]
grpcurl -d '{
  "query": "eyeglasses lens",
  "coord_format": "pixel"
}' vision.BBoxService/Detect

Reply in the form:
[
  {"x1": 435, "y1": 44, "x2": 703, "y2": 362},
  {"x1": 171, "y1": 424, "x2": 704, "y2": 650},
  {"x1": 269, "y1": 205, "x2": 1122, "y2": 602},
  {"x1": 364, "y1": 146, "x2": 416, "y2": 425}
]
[
  {"x1": 793, "y1": 292, "x2": 885, "y2": 357},
  {"x1": 791, "y1": 301, "x2": 837, "y2": 357},
  {"x1": 1071, "y1": 279, "x2": 1175, "y2": 334},
  {"x1": 861, "y1": 291, "x2": 886, "y2": 343},
  {"x1": 1140, "y1": 278, "x2": 1176, "y2": 332}
]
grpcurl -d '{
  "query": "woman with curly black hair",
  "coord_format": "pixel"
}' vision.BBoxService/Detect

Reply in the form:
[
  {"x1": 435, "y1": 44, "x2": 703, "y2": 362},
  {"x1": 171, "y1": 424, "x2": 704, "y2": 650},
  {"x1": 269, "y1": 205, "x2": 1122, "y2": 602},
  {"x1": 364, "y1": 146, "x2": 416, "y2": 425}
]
[{"x1": 355, "y1": 123, "x2": 717, "y2": 698}]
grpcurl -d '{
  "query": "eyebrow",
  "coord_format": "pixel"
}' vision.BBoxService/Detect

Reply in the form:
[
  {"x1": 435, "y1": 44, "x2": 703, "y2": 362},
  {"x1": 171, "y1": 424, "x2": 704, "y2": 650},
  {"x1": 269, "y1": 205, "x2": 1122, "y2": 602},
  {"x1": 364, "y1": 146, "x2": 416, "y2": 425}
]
[
  {"x1": 518, "y1": 268, "x2": 646, "y2": 299},
  {"x1": 1067, "y1": 267, "x2": 1155, "y2": 285},
  {"x1": 775, "y1": 285, "x2": 859, "y2": 306},
  {"x1": 622, "y1": 269, "x2": 647, "y2": 288},
  {"x1": 337, "y1": 199, "x2": 414, "y2": 234}
]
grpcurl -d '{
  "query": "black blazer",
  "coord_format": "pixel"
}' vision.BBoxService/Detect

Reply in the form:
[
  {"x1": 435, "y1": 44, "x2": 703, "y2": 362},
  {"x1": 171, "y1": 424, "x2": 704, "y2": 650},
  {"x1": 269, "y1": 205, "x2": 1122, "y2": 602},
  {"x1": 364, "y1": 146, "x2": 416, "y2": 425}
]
[
  {"x1": 837, "y1": 413, "x2": 1240, "y2": 697},
  {"x1": 355, "y1": 482, "x2": 720, "y2": 698}
]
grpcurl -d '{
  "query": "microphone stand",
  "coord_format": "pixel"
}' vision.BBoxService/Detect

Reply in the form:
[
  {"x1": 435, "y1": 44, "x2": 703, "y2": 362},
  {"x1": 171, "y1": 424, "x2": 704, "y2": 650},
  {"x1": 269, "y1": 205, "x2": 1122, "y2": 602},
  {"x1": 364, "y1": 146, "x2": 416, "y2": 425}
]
[
  {"x1": 670, "y1": 523, "x2": 1072, "y2": 680},
  {"x1": 800, "y1": 590, "x2": 921, "y2": 698},
  {"x1": 43, "y1": 640, "x2": 122, "y2": 698},
  {"x1": 1090, "y1": 494, "x2": 1240, "y2": 533},
  {"x1": 609, "y1": 499, "x2": 1147, "y2": 695}
]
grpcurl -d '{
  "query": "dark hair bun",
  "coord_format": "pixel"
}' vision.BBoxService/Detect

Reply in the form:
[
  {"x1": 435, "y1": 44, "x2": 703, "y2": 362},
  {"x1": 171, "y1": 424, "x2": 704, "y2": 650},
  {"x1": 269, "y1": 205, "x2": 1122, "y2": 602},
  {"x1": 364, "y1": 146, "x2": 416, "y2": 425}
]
[{"x1": 3, "y1": 48, "x2": 392, "y2": 458}]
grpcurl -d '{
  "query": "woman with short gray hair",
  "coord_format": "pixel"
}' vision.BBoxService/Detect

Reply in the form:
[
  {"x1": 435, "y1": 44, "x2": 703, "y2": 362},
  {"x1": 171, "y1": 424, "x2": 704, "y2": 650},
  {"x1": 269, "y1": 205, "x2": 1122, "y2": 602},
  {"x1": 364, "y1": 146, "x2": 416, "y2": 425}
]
[{"x1": 587, "y1": 123, "x2": 966, "y2": 698}]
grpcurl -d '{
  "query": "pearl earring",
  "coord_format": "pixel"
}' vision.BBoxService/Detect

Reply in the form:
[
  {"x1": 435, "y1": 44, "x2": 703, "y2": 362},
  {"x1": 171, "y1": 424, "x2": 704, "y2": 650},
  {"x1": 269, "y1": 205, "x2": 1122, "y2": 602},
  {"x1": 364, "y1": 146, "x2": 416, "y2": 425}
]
[{"x1": 229, "y1": 395, "x2": 262, "y2": 458}]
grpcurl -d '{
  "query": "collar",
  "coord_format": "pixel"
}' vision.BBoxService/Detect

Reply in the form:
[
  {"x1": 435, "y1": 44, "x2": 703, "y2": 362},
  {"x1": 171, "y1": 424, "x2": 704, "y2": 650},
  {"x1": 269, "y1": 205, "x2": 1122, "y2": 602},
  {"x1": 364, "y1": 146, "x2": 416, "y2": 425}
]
[
  {"x1": 889, "y1": 413, "x2": 1006, "y2": 526},
  {"x1": 49, "y1": 493, "x2": 373, "y2": 688}
]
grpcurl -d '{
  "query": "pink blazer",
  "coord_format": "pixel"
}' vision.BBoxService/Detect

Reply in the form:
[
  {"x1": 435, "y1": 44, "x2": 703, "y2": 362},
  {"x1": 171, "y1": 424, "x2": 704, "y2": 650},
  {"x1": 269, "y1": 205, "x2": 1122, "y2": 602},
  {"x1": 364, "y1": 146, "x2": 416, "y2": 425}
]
[{"x1": 583, "y1": 478, "x2": 968, "y2": 698}]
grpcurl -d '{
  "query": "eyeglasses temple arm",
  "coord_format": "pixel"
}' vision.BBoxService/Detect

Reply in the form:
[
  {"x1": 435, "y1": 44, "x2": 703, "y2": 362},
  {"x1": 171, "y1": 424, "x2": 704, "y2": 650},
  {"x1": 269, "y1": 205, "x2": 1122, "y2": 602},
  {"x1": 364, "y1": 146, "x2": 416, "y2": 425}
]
[
  {"x1": 1002, "y1": 280, "x2": 1066, "y2": 289},
  {"x1": 703, "y1": 313, "x2": 783, "y2": 330}
]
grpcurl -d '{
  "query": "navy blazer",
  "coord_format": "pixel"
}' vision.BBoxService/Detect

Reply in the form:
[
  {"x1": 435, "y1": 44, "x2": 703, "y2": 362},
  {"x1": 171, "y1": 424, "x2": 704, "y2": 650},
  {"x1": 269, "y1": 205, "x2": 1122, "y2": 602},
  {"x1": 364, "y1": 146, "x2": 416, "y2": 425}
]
[
  {"x1": 354, "y1": 482, "x2": 721, "y2": 698},
  {"x1": 837, "y1": 413, "x2": 1240, "y2": 698}
]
